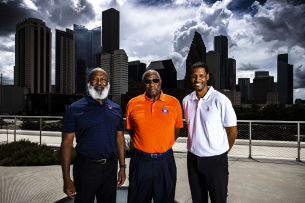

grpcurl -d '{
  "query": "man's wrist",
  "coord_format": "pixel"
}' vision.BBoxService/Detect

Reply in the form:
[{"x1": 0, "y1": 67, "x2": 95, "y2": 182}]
[{"x1": 119, "y1": 164, "x2": 126, "y2": 169}]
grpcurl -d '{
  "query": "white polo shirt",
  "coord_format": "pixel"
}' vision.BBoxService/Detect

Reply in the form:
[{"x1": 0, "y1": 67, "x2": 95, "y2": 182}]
[{"x1": 182, "y1": 86, "x2": 237, "y2": 157}]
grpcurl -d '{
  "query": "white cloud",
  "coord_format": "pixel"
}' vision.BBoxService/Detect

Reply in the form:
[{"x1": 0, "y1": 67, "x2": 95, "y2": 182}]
[
  {"x1": 0, "y1": 50, "x2": 14, "y2": 84},
  {"x1": 21, "y1": 0, "x2": 38, "y2": 11},
  {"x1": 0, "y1": 0, "x2": 304, "y2": 100}
]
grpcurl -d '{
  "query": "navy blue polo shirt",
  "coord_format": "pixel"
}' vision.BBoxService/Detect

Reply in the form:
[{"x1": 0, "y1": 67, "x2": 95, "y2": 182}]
[{"x1": 62, "y1": 96, "x2": 123, "y2": 160}]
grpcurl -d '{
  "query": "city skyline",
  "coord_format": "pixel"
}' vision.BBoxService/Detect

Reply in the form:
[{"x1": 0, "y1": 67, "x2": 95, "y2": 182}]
[{"x1": 0, "y1": 0, "x2": 304, "y2": 100}]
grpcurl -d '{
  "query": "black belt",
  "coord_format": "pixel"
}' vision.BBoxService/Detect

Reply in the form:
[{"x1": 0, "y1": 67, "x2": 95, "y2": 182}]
[
  {"x1": 134, "y1": 148, "x2": 172, "y2": 158},
  {"x1": 77, "y1": 154, "x2": 115, "y2": 164}
]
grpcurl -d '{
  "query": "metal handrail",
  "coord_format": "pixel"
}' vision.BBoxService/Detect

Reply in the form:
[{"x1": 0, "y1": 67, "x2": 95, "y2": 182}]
[{"x1": 1, "y1": 115, "x2": 304, "y2": 161}]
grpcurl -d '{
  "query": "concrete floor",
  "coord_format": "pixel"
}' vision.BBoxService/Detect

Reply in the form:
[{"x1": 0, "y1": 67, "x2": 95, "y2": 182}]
[{"x1": 1, "y1": 155, "x2": 305, "y2": 203}]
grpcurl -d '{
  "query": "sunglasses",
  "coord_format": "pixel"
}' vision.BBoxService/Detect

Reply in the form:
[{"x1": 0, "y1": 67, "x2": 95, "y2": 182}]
[{"x1": 144, "y1": 78, "x2": 160, "y2": 85}]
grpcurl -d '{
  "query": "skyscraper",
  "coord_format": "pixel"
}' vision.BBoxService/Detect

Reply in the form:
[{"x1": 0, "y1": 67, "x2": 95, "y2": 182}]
[
  {"x1": 206, "y1": 51, "x2": 220, "y2": 90},
  {"x1": 55, "y1": 28, "x2": 75, "y2": 94},
  {"x1": 277, "y1": 54, "x2": 293, "y2": 104},
  {"x1": 238, "y1": 78, "x2": 250, "y2": 103},
  {"x1": 214, "y1": 35, "x2": 228, "y2": 90},
  {"x1": 253, "y1": 71, "x2": 276, "y2": 104},
  {"x1": 228, "y1": 58, "x2": 236, "y2": 91},
  {"x1": 14, "y1": 18, "x2": 52, "y2": 94},
  {"x1": 185, "y1": 31, "x2": 206, "y2": 90},
  {"x1": 102, "y1": 8, "x2": 120, "y2": 53},
  {"x1": 112, "y1": 49, "x2": 128, "y2": 100},
  {"x1": 128, "y1": 61, "x2": 146, "y2": 82},
  {"x1": 74, "y1": 24, "x2": 102, "y2": 94},
  {"x1": 147, "y1": 59, "x2": 177, "y2": 89},
  {"x1": 100, "y1": 49, "x2": 128, "y2": 105}
]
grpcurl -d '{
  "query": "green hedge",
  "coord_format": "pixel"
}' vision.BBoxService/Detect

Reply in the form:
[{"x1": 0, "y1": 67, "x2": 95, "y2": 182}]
[{"x1": 0, "y1": 140, "x2": 76, "y2": 166}]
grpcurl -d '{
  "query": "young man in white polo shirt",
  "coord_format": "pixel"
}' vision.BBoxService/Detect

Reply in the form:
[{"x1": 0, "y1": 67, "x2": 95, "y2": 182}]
[{"x1": 182, "y1": 61, "x2": 238, "y2": 203}]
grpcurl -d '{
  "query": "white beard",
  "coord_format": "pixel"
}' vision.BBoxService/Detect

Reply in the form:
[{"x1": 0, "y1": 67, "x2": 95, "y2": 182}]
[{"x1": 88, "y1": 82, "x2": 110, "y2": 100}]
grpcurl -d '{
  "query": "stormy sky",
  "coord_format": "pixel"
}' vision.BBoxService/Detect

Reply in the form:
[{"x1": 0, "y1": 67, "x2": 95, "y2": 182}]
[{"x1": 0, "y1": 0, "x2": 304, "y2": 100}]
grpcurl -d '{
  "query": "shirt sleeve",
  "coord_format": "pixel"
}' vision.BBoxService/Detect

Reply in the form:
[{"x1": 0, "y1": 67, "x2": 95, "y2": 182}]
[
  {"x1": 62, "y1": 106, "x2": 76, "y2": 133},
  {"x1": 221, "y1": 96, "x2": 237, "y2": 127},
  {"x1": 175, "y1": 99, "x2": 184, "y2": 128},
  {"x1": 125, "y1": 101, "x2": 132, "y2": 130}
]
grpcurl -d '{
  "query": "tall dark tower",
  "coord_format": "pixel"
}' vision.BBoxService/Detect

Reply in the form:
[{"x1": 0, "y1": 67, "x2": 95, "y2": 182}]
[
  {"x1": 148, "y1": 59, "x2": 177, "y2": 89},
  {"x1": 74, "y1": 24, "x2": 102, "y2": 94},
  {"x1": 102, "y1": 8, "x2": 120, "y2": 53},
  {"x1": 277, "y1": 54, "x2": 293, "y2": 104},
  {"x1": 55, "y1": 28, "x2": 75, "y2": 94},
  {"x1": 185, "y1": 31, "x2": 206, "y2": 90},
  {"x1": 214, "y1": 35, "x2": 228, "y2": 90},
  {"x1": 14, "y1": 18, "x2": 52, "y2": 94},
  {"x1": 228, "y1": 58, "x2": 236, "y2": 91}
]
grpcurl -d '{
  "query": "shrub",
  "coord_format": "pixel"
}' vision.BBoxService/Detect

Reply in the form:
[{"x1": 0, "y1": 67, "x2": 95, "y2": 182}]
[{"x1": 0, "y1": 140, "x2": 76, "y2": 166}]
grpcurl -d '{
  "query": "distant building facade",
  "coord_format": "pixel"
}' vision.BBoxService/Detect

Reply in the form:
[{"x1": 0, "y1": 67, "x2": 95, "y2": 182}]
[
  {"x1": 228, "y1": 58, "x2": 236, "y2": 91},
  {"x1": 55, "y1": 29, "x2": 75, "y2": 94},
  {"x1": 0, "y1": 86, "x2": 29, "y2": 114},
  {"x1": 128, "y1": 60, "x2": 146, "y2": 82},
  {"x1": 14, "y1": 18, "x2": 52, "y2": 94},
  {"x1": 100, "y1": 49, "x2": 128, "y2": 105},
  {"x1": 147, "y1": 59, "x2": 177, "y2": 89},
  {"x1": 253, "y1": 71, "x2": 277, "y2": 104},
  {"x1": 102, "y1": 8, "x2": 120, "y2": 53},
  {"x1": 185, "y1": 31, "x2": 206, "y2": 90},
  {"x1": 220, "y1": 89, "x2": 241, "y2": 106},
  {"x1": 214, "y1": 35, "x2": 228, "y2": 90},
  {"x1": 238, "y1": 78, "x2": 250, "y2": 103},
  {"x1": 277, "y1": 54, "x2": 293, "y2": 104},
  {"x1": 74, "y1": 24, "x2": 102, "y2": 94},
  {"x1": 206, "y1": 51, "x2": 220, "y2": 90}
]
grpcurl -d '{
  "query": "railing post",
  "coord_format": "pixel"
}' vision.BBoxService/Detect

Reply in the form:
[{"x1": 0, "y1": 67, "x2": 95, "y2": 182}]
[
  {"x1": 297, "y1": 122, "x2": 300, "y2": 162},
  {"x1": 249, "y1": 121, "x2": 252, "y2": 159},
  {"x1": 14, "y1": 116, "x2": 16, "y2": 142},
  {"x1": 39, "y1": 117, "x2": 42, "y2": 145}
]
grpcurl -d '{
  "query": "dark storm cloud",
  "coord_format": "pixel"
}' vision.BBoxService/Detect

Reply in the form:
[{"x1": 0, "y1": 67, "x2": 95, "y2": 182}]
[
  {"x1": 227, "y1": 0, "x2": 266, "y2": 14},
  {"x1": 0, "y1": 0, "x2": 34, "y2": 36},
  {"x1": 239, "y1": 63, "x2": 260, "y2": 71},
  {"x1": 0, "y1": 0, "x2": 95, "y2": 36},
  {"x1": 0, "y1": 44, "x2": 14, "y2": 52},
  {"x1": 36, "y1": 0, "x2": 96, "y2": 27},
  {"x1": 295, "y1": 65, "x2": 305, "y2": 88},
  {"x1": 136, "y1": 0, "x2": 174, "y2": 6},
  {"x1": 251, "y1": 0, "x2": 305, "y2": 49}
]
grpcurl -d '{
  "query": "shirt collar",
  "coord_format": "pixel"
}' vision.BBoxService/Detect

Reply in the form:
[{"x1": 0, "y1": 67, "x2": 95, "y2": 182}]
[
  {"x1": 191, "y1": 86, "x2": 214, "y2": 101},
  {"x1": 86, "y1": 95, "x2": 109, "y2": 105},
  {"x1": 144, "y1": 90, "x2": 165, "y2": 102}
]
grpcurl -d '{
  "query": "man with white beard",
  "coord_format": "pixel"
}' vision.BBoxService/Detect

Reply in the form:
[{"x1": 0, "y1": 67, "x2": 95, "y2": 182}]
[{"x1": 61, "y1": 68, "x2": 126, "y2": 203}]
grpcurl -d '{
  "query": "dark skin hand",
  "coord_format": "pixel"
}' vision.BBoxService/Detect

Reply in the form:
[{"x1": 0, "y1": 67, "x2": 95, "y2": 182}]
[
  {"x1": 61, "y1": 131, "x2": 127, "y2": 197},
  {"x1": 116, "y1": 130, "x2": 126, "y2": 186}
]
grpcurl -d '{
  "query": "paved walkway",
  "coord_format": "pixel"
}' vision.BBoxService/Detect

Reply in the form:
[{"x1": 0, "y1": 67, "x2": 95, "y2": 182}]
[{"x1": 1, "y1": 155, "x2": 305, "y2": 203}]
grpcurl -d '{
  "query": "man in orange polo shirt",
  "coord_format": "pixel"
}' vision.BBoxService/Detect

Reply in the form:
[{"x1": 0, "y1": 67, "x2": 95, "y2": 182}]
[{"x1": 126, "y1": 69, "x2": 183, "y2": 203}]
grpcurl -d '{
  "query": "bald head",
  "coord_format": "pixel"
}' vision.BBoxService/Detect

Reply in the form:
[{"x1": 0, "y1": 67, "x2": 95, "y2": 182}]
[
  {"x1": 142, "y1": 69, "x2": 161, "y2": 81},
  {"x1": 89, "y1": 68, "x2": 108, "y2": 82}
]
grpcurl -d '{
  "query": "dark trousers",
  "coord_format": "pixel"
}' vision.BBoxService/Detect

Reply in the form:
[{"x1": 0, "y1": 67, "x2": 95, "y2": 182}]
[
  {"x1": 73, "y1": 156, "x2": 118, "y2": 203},
  {"x1": 127, "y1": 149, "x2": 177, "y2": 203},
  {"x1": 187, "y1": 151, "x2": 228, "y2": 203}
]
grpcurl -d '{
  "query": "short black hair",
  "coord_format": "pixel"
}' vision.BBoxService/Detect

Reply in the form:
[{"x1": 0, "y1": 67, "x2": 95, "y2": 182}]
[{"x1": 191, "y1": 61, "x2": 209, "y2": 74}]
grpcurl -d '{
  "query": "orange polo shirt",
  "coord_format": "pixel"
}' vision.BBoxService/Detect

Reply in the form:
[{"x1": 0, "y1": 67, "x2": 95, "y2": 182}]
[{"x1": 126, "y1": 91, "x2": 183, "y2": 153}]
